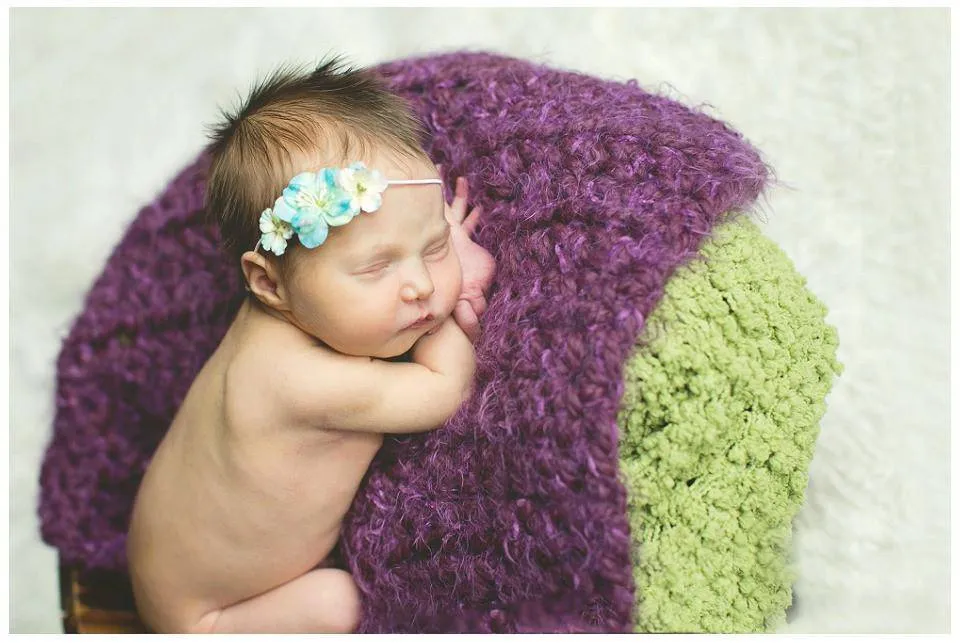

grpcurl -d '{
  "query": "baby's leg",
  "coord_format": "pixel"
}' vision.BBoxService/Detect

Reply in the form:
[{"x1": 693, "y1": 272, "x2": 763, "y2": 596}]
[{"x1": 193, "y1": 568, "x2": 360, "y2": 634}]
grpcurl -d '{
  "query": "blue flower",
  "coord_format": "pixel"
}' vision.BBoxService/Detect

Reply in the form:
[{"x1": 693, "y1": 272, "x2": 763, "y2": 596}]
[
  {"x1": 281, "y1": 170, "x2": 357, "y2": 229},
  {"x1": 266, "y1": 190, "x2": 329, "y2": 250},
  {"x1": 291, "y1": 208, "x2": 329, "y2": 249},
  {"x1": 271, "y1": 195, "x2": 298, "y2": 225}
]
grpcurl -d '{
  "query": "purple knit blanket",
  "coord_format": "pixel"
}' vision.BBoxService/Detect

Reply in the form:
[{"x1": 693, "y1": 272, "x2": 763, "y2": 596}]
[{"x1": 39, "y1": 52, "x2": 767, "y2": 632}]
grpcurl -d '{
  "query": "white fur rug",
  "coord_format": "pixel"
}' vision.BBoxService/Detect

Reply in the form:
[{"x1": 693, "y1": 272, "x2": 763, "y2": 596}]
[{"x1": 8, "y1": 7, "x2": 950, "y2": 633}]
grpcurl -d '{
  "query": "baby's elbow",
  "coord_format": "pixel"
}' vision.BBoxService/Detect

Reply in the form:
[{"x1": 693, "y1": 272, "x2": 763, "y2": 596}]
[
  {"x1": 415, "y1": 380, "x2": 470, "y2": 433},
  {"x1": 443, "y1": 376, "x2": 475, "y2": 423},
  {"x1": 456, "y1": 349, "x2": 477, "y2": 399}
]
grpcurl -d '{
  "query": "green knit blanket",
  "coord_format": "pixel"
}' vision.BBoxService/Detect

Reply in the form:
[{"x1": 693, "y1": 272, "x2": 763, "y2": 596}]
[{"x1": 618, "y1": 217, "x2": 842, "y2": 632}]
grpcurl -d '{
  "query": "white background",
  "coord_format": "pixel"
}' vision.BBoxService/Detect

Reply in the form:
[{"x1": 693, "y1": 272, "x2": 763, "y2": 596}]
[{"x1": 8, "y1": 7, "x2": 950, "y2": 633}]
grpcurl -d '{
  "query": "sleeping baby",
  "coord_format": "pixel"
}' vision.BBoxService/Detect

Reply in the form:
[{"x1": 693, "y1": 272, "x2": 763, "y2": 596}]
[{"x1": 126, "y1": 58, "x2": 495, "y2": 633}]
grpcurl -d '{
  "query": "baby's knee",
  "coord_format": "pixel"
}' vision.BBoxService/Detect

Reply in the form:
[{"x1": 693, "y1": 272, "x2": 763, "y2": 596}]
[
  {"x1": 320, "y1": 569, "x2": 361, "y2": 633},
  {"x1": 132, "y1": 592, "x2": 212, "y2": 634}
]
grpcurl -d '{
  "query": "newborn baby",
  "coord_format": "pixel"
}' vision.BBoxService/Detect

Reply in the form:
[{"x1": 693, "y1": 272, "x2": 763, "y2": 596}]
[{"x1": 126, "y1": 59, "x2": 495, "y2": 634}]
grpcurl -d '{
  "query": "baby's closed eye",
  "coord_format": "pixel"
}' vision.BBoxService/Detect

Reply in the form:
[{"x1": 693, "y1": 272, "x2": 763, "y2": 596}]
[
  {"x1": 424, "y1": 236, "x2": 450, "y2": 260},
  {"x1": 350, "y1": 257, "x2": 393, "y2": 278},
  {"x1": 351, "y1": 233, "x2": 449, "y2": 277}
]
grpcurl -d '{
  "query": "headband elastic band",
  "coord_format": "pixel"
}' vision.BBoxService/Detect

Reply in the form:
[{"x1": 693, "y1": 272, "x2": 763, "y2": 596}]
[{"x1": 386, "y1": 178, "x2": 443, "y2": 186}]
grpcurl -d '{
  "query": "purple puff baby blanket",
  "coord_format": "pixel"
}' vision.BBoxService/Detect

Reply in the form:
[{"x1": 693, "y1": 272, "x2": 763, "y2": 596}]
[{"x1": 39, "y1": 52, "x2": 768, "y2": 632}]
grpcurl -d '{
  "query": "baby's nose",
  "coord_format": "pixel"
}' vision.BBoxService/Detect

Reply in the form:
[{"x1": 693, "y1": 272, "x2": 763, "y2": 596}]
[
  {"x1": 400, "y1": 282, "x2": 434, "y2": 302},
  {"x1": 400, "y1": 264, "x2": 435, "y2": 302}
]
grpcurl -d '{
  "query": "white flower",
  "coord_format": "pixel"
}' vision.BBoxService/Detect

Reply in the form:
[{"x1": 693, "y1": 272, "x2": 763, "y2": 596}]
[
  {"x1": 259, "y1": 208, "x2": 294, "y2": 255},
  {"x1": 338, "y1": 162, "x2": 389, "y2": 213}
]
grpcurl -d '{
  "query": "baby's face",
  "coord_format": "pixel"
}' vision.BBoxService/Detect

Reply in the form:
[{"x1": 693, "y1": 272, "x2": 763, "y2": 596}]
[{"x1": 282, "y1": 153, "x2": 462, "y2": 358}]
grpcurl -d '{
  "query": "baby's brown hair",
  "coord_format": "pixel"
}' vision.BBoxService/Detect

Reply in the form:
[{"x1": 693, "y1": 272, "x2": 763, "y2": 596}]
[{"x1": 204, "y1": 57, "x2": 433, "y2": 265}]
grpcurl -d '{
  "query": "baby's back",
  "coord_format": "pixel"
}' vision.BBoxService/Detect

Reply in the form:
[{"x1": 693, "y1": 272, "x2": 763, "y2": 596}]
[{"x1": 126, "y1": 302, "x2": 383, "y2": 632}]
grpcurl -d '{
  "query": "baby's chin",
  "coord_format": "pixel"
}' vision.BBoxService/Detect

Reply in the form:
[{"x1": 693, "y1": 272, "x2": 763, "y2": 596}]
[
  {"x1": 323, "y1": 316, "x2": 448, "y2": 360},
  {"x1": 332, "y1": 331, "x2": 422, "y2": 361},
  {"x1": 372, "y1": 330, "x2": 428, "y2": 360}
]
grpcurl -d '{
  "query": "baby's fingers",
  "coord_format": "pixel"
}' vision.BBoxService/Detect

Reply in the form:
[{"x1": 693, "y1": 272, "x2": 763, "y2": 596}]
[
  {"x1": 462, "y1": 205, "x2": 483, "y2": 237},
  {"x1": 466, "y1": 294, "x2": 488, "y2": 317},
  {"x1": 453, "y1": 299, "x2": 480, "y2": 343},
  {"x1": 447, "y1": 177, "x2": 469, "y2": 224}
]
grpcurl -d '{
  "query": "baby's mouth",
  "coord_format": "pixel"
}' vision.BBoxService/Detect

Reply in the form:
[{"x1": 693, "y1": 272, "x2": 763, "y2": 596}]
[{"x1": 403, "y1": 313, "x2": 435, "y2": 331}]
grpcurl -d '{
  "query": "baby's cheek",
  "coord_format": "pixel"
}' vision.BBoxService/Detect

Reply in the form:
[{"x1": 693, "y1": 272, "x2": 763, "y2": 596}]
[{"x1": 334, "y1": 293, "x2": 390, "y2": 333}]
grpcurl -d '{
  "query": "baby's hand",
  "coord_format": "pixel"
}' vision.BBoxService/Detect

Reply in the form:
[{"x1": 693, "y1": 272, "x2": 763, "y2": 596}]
[
  {"x1": 412, "y1": 316, "x2": 476, "y2": 403},
  {"x1": 442, "y1": 171, "x2": 497, "y2": 344},
  {"x1": 413, "y1": 317, "x2": 471, "y2": 368}
]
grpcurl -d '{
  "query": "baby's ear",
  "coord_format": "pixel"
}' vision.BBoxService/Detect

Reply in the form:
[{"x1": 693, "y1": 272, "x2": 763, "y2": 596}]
[{"x1": 240, "y1": 251, "x2": 291, "y2": 312}]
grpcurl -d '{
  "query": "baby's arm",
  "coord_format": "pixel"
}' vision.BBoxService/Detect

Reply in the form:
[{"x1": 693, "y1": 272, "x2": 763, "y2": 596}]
[{"x1": 286, "y1": 318, "x2": 476, "y2": 434}]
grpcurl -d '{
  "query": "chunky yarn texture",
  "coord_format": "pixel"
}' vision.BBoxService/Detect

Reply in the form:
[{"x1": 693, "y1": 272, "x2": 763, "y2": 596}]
[
  {"x1": 618, "y1": 218, "x2": 841, "y2": 632},
  {"x1": 39, "y1": 52, "x2": 772, "y2": 632}
]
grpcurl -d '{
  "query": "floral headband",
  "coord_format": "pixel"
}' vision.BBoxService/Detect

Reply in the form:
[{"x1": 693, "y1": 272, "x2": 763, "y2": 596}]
[{"x1": 256, "y1": 161, "x2": 442, "y2": 256}]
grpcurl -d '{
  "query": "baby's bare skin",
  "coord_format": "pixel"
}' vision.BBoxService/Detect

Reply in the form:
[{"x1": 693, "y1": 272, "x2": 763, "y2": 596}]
[
  {"x1": 127, "y1": 151, "x2": 484, "y2": 633},
  {"x1": 127, "y1": 302, "x2": 383, "y2": 632}
]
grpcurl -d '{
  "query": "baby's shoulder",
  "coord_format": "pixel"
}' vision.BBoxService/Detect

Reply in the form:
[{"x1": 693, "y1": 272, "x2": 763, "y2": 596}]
[
  {"x1": 221, "y1": 327, "x2": 317, "y2": 419},
  {"x1": 231, "y1": 325, "x2": 299, "y2": 373},
  {"x1": 226, "y1": 325, "x2": 376, "y2": 420}
]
